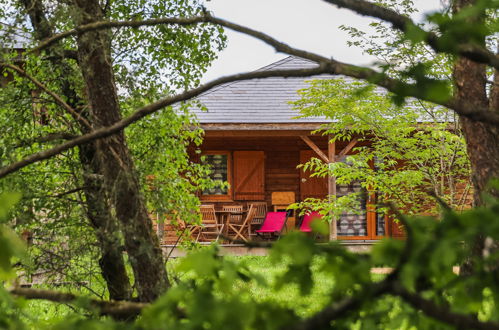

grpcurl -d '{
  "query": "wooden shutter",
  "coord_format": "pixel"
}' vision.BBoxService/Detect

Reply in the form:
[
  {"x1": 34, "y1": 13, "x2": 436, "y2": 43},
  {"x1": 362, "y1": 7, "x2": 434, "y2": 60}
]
[
  {"x1": 299, "y1": 150, "x2": 328, "y2": 200},
  {"x1": 233, "y1": 151, "x2": 265, "y2": 200}
]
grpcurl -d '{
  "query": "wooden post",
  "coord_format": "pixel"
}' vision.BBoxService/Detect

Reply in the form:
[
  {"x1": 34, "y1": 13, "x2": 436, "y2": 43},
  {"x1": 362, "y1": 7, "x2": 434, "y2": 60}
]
[{"x1": 328, "y1": 137, "x2": 337, "y2": 241}]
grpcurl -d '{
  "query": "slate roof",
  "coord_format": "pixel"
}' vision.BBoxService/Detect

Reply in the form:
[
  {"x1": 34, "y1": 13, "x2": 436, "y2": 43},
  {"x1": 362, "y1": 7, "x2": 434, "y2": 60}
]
[
  {"x1": 193, "y1": 56, "x2": 336, "y2": 124},
  {"x1": 192, "y1": 56, "x2": 453, "y2": 125}
]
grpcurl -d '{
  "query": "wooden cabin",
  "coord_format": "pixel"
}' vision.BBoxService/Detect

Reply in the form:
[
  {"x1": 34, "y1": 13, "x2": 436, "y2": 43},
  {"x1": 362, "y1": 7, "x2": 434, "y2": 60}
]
[{"x1": 188, "y1": 56, "x2": 401, "y2": 241}]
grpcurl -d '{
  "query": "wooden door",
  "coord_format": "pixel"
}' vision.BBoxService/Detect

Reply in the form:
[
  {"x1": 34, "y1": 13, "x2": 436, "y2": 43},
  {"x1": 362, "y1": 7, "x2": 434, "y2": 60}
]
[
  {"x1": 233, "y1": 151, "x2": 265, "y2": 200},
  {"x1": 299, "y1": 150, "x2": 328, "y2": 201}
]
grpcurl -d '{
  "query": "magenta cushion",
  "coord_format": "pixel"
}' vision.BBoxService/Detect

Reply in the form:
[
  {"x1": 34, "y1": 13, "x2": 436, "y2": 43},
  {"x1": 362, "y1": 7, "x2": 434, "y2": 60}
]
[
  {"x1": 256, "y1": 212, "x2": 287, "y2": 233},
  {"x1": 299, "y1": 211, "x2": 322, "y2": 232}
]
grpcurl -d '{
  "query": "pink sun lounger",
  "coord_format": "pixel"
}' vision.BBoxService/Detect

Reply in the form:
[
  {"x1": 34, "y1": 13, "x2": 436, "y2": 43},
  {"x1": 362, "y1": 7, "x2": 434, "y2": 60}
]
[
  {"x1": 299, "y1": 211, "x2": 323, "y2": 233},
  {"x1": 256, "y1": 212, "x2": 287, "y2": 238}
]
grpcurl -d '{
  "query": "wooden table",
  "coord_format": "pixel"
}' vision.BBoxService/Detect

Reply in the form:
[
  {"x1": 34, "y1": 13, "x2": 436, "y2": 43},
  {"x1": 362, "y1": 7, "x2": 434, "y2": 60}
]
[{"x1": 215, "y1": 209, "x2": 246, "y2": 238}]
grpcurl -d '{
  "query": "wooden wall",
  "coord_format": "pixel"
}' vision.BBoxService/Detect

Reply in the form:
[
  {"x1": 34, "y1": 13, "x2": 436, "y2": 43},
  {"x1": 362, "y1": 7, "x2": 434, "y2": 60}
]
[
  {"x1": 198, "y1": 135, "x2": 311, "y2": 206},
  {"x1": 197, "y1": 133, "x2": 369, "y2": 206}
]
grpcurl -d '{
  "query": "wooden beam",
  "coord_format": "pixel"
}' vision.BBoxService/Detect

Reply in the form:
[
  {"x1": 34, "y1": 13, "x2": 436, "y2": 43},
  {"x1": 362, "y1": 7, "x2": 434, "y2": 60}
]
[
  {"x1": 338, "y1": 137, "x2": 359, "y2": 158},
  {"x1": 328, "y1": 137, "x2": 337, "y2": 241},
  {"x1": 300, "y1": 135, "x2": 329, "y2": 163},
  {"x1": 205, "y1": 130, "x2": 319, "y2": 137}
]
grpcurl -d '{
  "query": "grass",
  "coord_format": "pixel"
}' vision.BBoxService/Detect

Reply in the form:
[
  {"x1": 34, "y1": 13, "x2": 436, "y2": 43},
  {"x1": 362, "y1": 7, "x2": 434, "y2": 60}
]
[{"x1": 234, "y1": 256, "x2": 336, "y2": 317}]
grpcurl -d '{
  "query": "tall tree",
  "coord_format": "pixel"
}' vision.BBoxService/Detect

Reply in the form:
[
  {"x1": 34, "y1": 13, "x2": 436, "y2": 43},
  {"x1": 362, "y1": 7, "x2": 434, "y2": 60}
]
[
  {"x1": 20, "y1": 0, "x2": 132, "y2": 301},
  {"x1": 1, "y1": 0, "x2": 224, "y2": 302},
  {"x1": 72, "y1": 0, "x2": 168, "y2": 302}
]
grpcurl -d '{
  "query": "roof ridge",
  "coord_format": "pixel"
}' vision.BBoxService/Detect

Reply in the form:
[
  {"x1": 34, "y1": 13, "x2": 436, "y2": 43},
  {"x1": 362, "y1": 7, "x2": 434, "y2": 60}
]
[
  {"x1": 254, "y1": 55, "x2": 293, "y2": 71},
  {"x1": 198, "y1": 56, "x2": 315, "y2": 98},
  {"x1": 255, "y1": 55, "x2": 317, "y2": 71}
]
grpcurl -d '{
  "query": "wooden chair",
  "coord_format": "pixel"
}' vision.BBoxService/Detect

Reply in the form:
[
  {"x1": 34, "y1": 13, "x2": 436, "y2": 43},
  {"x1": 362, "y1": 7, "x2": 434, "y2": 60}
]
[
  {"x1": 248, "y1": 202, "x2": 267, "y2": 237},
  {"x1": 197, "y1": 205, "x2": 224, "y2": 242},
  {"x1": 228, "y1": 205, "x2": 256, "y2": 242},
  {"x1": 222, "y1": 204, "x2": 244, "y2": 228}
]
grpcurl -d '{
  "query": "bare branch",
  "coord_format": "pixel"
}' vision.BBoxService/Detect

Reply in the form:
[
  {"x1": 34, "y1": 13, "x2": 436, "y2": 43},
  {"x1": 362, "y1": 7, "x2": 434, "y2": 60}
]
[
  {"x1": 322, "y1": 0, "x2": 499, "y2": 69},
  {"x1": 50, "y1": 186, "x2": 86, "y2": 198},
  {"x1": 10, "y1": 288, "x2": 146, "y2": 318},
  {"x1": 0, "y1": 66, "x2": 328, "y2": 179},
  {"x1": 29, "y1": 13, "x2": 499, "y2": 122},
  {"x1": 30, "y1": 9, "x2": 499, "y2": 70},
  {"x1": 208, "y1": 15, "x2": 497, "y2": 121}
]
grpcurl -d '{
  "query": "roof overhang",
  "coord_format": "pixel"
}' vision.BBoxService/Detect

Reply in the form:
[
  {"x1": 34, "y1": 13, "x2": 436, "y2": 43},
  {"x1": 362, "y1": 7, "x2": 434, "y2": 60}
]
[{"x1": 201, "y1": 123, "x2": 327, "y2": 131}]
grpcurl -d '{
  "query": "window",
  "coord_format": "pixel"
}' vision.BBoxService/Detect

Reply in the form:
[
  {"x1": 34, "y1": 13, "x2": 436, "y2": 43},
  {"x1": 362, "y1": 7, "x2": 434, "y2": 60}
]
[
  {"x1": 336, "y1": 181, "x2": 368, "y2": 237},
  {"x1": 201, "y1": 151, "x2": 232, "y2": 200}
]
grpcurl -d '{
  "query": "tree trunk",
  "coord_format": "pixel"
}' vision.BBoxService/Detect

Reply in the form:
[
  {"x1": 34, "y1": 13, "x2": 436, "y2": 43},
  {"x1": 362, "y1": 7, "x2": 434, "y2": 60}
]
[
  {"x1": 453, "y1": 0, "x2": 499, "y2": 204},
  {"x1": 72, "y1": 0, "x2": 169, "y2": 302},
  {"x1": 79, "y1": 145, "x2": 132, "y2": 301},
  {"x1": 20, "y1": 0, "x2": 132, "y2": 301},
  {"x1": 452, "y1": 0, "x2": 499, "y2": 275},
  {"x1": 455, "y1": 61, "x2": 499, "y2": 204}
]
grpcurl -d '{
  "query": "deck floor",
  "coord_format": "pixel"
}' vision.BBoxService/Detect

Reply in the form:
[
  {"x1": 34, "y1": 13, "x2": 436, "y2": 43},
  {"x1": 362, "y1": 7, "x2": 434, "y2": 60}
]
[{"x1": 161, "y1": 240, "x2": 376, "y2": 258}]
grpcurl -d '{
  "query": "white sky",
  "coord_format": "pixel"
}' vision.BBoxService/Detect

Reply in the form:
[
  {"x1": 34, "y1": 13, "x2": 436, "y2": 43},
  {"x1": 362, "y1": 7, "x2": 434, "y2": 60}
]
[{"x1": 202, "y1": 0, "x2": 442, "y2": 82}]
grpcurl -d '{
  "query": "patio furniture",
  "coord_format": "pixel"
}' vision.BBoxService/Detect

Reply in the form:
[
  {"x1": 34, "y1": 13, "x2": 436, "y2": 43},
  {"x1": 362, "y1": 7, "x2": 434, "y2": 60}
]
[
  {"x1": 271, "y1": 192, "x2": 296, "y2": 231},
  {"x1": 248, "y1": 202, "x2": 267, "y2": 237},
  {"x1": 228, "y1": 205, "x2": 257, "y2": 242},
  {"x1": 197, "y1": 205, "x2": 224, "y2": 242},
  {"x1": 222, "y1": 204, "x2": 244, "y2": 234},
  {"x1": 255, "y1": 211, "x2": 288, "y2": 239},
  {"x1": 299, "y1": 211, "x2": 323, "y2": 233}
]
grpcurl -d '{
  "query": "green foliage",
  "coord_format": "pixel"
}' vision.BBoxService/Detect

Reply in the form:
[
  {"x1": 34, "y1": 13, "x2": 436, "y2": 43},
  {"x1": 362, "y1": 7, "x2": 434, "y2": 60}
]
[
  {"x1": 292, "y1": 78, "x2": 470, "y2": 218},
  {"x1": 108, "y1": 0, "x2": 226, "y2": 93},
  {"x1": 0, "y1": 192, "x2": 25, "y2": 279},
  {"x1": 426, "y1": 0, "x2": 497, "y2": 51}
]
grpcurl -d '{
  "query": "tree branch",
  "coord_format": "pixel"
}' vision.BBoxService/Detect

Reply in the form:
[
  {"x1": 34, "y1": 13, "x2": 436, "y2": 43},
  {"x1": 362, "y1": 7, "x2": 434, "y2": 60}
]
[
  {"x1": 322, "y1": 0, "x2": 499, "y2": 69},
  {"x1": 30, "y1": 9, "x2": 499, "y2": 70},
  {"x1": 203, "y1": 16, "x2": 498, "y2": 122},
  {"x1": 10, "y1": 288, "x2": 146, "y2": 318},
  {"x1": 28, "y1": 13, "x2": 499, "y2": 122}
]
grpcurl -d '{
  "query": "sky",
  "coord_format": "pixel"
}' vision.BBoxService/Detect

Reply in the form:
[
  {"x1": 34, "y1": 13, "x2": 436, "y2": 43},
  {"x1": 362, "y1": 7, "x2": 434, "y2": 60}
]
[{"x1": 202, "y1": 0, "x2": 443, "y2": 82}]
